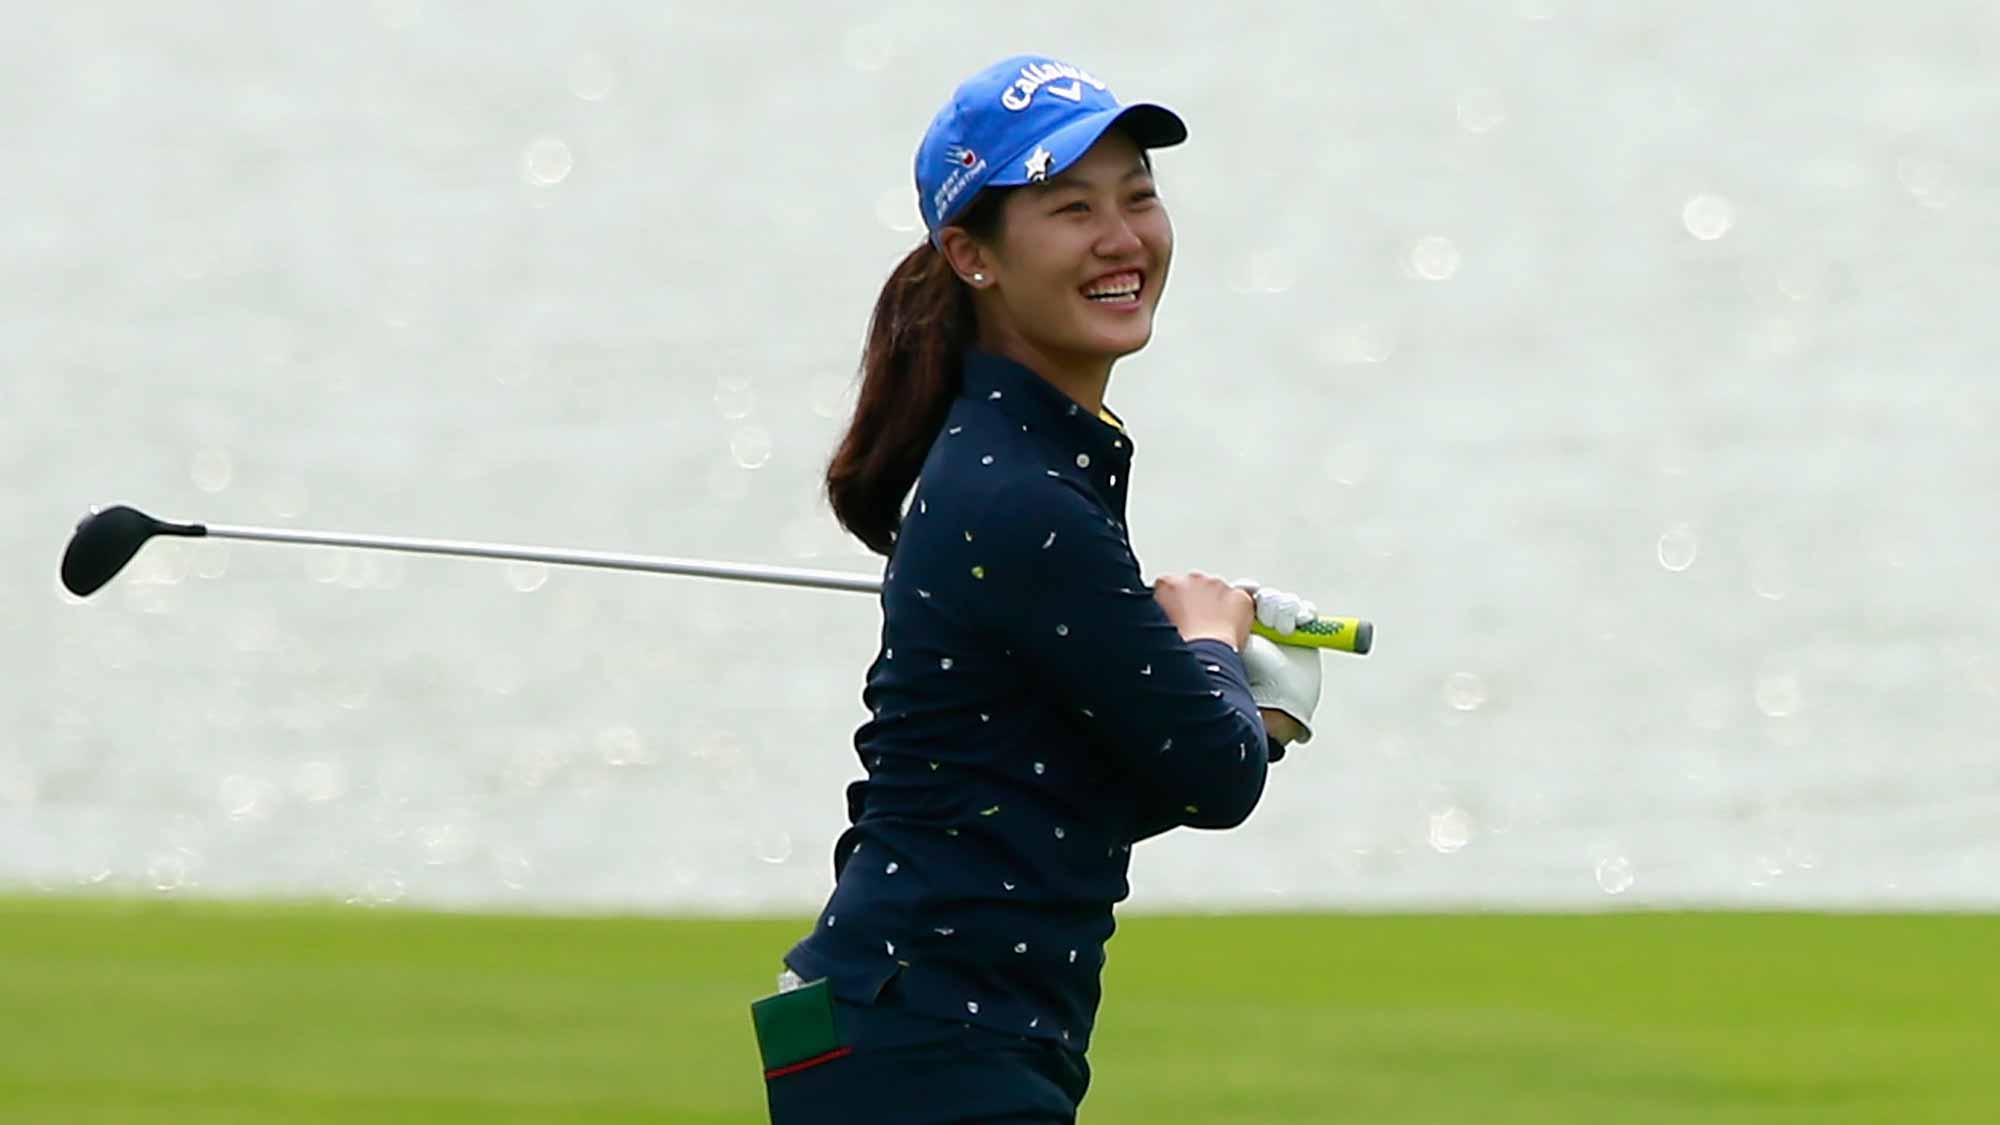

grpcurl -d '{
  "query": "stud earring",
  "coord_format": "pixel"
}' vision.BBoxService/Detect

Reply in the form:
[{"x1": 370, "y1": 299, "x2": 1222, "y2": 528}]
[{"x1": 972, "y1": 273, "x2": 985, "y2": 283}]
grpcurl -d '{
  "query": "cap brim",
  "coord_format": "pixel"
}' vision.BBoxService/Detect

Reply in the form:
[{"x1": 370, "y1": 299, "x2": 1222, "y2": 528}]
[{"x1": 986, "y1": 102, "x2": 1188, "y2": 189}]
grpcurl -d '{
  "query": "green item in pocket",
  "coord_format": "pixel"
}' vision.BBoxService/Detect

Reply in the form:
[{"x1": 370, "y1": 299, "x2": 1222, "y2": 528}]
[{"x1": 750, "y1": 977, "x2": 845, "y2": 1073}]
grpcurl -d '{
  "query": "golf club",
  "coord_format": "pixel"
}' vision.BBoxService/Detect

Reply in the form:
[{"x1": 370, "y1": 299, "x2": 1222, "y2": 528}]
[{"x1": 59, "y1": 504, "x2": 1374, "y2": 654}]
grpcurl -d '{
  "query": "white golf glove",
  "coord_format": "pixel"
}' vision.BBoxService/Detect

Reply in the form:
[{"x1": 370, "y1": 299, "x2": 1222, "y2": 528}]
[
  {"x1": 1229, "y1": 578, "x2": 1318, "y2": 636},
  {"x1": 1241, "y1": 631, "x2": 1322, "y2": 744}
]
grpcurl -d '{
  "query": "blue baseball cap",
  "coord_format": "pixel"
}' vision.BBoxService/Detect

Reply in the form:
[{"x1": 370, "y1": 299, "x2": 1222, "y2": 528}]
[{"x1": 914, "y1": 55, "x2": 1187, "y2": 242}]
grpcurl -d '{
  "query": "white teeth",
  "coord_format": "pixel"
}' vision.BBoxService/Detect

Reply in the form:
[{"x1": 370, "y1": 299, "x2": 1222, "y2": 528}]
[{"x1": 1083, "y1": 272, "x2": 1142, "y2": 299}]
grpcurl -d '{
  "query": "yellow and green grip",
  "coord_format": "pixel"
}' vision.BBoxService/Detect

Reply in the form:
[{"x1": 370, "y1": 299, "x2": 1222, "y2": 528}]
[{"x1": 1251, "y1": 615, "x2": 1373, "y2": 655}]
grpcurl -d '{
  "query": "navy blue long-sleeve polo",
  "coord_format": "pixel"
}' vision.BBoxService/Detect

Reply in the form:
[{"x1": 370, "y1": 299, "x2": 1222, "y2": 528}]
[{"x1": 784, "y1": 347, "x2": 1276, "y2": 1052}]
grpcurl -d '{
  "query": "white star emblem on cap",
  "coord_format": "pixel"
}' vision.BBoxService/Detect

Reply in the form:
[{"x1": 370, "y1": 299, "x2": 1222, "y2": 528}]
[{"x1": 1024, "y1": 146, "x2": 1053, "y2": 182}]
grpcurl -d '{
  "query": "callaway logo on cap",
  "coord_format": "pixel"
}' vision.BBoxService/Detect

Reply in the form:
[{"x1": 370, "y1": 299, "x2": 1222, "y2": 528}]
[{"x1": 914, "y1": 55, "x2": 1188, "y2": 241}]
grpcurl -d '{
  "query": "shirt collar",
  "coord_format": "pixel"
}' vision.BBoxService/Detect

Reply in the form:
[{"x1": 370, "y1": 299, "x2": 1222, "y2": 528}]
[{"x1": 958, "y1": 347, "x2": 1135, "y2": 517}]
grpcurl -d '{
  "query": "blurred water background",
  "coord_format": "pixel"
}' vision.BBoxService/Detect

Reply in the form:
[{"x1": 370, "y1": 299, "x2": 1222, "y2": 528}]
[{"x1": 4, "y1": 2, "x2": 1997, "y2": 913}]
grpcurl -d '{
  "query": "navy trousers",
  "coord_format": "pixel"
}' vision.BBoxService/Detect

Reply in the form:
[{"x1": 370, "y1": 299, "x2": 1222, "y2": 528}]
[{"x1": 759, "y1": 976, "x2": 1091, "y2": 1124}]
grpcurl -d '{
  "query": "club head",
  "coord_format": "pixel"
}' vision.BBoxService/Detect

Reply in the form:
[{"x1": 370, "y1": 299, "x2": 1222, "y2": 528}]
[{"x1": 60, "y1": 505, "x2": 203, "y2": 597}]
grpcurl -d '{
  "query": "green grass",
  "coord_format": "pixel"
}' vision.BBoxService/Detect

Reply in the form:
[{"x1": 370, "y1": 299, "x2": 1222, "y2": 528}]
[{"x1": 0, "y1": 896, "x2": 1992, "y2": 1123}]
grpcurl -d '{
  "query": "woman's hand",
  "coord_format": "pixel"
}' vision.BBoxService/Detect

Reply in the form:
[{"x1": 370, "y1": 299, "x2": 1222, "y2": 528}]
[
  {"x1": 1153, "y1": 571, "x2": 1254, "y2": 651},
  {"x1": 1243, "y1": 631, "x2": 1323, "y2": 746}
]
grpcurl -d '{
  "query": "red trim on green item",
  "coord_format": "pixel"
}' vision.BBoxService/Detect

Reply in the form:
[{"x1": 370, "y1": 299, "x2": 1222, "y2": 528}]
[{"x1": 764, "y1": 1046, "x2": 853, "y2": 1079}]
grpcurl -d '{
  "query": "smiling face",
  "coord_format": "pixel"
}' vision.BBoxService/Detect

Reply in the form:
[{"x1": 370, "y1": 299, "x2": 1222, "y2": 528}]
[{"x1": 943, "y1": 129, "x2": 1173, "y2": 376}]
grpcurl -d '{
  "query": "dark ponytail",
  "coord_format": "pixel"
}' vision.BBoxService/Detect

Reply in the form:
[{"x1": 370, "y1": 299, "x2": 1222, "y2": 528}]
[{"x1": 825, "y1": 191, "x2": 1007, "y2": 557}]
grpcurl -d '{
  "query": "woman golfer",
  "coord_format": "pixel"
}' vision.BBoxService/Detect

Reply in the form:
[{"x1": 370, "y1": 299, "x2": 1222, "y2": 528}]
[{"x1": 750, "y1": 54, "x2": 1325, "y2": 1123}]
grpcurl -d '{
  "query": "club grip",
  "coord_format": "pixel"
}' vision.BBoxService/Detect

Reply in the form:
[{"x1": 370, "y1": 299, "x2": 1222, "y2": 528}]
[{"x1": 1250, "y1": 615, "x2": 1372, "y2": 655}]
